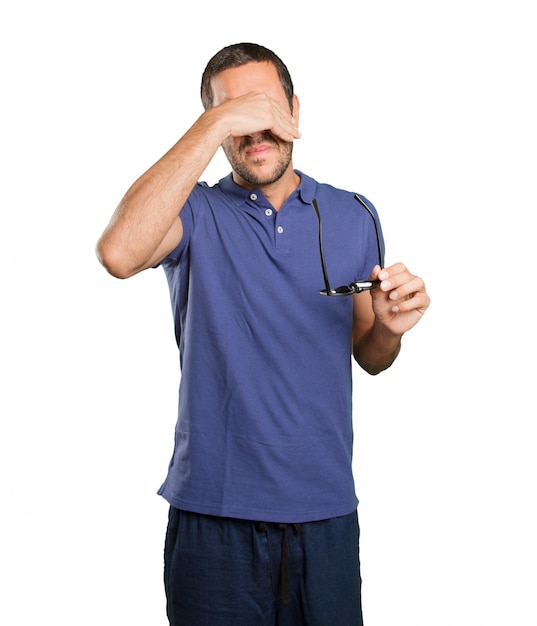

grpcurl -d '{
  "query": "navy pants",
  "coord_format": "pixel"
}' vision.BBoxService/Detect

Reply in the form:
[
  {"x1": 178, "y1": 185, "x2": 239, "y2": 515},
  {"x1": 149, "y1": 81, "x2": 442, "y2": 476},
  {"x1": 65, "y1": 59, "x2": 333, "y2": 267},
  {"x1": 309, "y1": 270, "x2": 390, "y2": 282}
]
[{"x1": 164, "y1": 508, "x2": 363, "y2": 625}]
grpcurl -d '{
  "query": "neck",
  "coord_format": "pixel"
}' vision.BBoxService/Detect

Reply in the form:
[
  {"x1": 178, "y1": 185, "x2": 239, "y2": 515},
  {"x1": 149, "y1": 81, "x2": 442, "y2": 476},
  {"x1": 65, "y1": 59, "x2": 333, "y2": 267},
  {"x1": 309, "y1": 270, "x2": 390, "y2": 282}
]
[{"x1": 233, "y1": 166, "x2": 300, "y2": 211}]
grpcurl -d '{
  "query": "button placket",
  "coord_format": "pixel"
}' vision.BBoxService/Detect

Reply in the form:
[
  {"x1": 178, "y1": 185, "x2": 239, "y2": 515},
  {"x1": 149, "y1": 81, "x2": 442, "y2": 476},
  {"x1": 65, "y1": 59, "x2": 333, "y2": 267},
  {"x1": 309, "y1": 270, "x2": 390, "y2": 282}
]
[
  {"x1": 247, "y1": 191, "x2": 288, "y2": 251},
  {"x1": 274, "y1": 213, "x2": 289, "y2": 251}
]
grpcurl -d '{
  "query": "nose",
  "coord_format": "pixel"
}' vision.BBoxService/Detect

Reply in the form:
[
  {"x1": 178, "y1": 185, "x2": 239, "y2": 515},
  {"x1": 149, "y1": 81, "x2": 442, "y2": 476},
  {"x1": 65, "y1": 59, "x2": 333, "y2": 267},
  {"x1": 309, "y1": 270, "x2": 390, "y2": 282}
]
[
  {"x1": 246, "y1": 131, "x2": 277, "y2": 145},
  {"x1": 246, "y1": 131, "x2": 268, "y2": 140}
]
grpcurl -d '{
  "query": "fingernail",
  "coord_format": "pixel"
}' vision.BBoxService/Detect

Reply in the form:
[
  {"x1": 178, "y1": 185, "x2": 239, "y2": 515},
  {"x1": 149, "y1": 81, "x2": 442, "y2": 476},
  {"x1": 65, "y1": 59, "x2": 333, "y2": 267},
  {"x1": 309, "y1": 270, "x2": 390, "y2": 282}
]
[{"x1": 389, "y1": 290, "x2": 398, "y2": 300}]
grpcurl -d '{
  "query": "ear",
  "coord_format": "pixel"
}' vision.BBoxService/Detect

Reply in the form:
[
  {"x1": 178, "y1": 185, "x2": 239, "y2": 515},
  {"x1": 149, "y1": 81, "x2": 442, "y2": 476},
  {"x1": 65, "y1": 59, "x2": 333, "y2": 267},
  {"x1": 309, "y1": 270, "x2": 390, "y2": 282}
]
[{"x1": 292, "y1": 94, "x2": 300, "y2": 127}]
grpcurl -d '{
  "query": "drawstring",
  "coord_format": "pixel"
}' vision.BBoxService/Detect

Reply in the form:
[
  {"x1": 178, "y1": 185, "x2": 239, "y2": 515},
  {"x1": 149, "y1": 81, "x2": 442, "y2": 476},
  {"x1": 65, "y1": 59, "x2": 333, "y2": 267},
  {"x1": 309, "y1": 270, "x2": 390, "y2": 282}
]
[{"x1": 258, "y1": 522, "x2": 302, "y2": 606}]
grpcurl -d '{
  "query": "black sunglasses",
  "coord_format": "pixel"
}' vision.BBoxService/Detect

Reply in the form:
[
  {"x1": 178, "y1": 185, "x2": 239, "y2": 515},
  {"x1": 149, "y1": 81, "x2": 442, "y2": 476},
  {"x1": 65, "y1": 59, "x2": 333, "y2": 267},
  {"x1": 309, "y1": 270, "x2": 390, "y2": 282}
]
[{"x1": 312, "y1": 194, "x2": 384, "y2": 296}]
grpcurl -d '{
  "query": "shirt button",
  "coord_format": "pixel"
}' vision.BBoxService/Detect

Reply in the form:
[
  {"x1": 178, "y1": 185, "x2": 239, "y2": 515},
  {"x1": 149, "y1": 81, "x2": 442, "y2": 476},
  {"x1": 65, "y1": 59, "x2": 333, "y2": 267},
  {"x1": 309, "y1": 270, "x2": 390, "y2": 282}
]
[
  {"x1": 250, "y1": 193, "x2": 258, "y2": 201},
  {"x1": 265, "y1": 208, "x2": 273, "y2": 216},
  {"x1": 277, "y1": 226, "x2": 284, "y2": 234}
]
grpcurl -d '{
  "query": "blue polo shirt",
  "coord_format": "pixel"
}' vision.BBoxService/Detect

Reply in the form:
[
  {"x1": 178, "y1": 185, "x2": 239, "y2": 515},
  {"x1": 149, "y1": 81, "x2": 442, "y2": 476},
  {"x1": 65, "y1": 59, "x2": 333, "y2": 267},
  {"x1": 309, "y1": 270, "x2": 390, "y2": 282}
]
[{"x1": 157, "y1": 171, "x2": 383, "y2": 523}]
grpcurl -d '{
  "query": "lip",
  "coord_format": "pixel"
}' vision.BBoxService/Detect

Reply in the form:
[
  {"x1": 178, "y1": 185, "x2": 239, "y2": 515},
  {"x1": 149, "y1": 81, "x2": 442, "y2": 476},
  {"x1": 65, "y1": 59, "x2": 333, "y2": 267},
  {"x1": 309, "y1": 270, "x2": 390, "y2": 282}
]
[{"x1": 244, "y1": 144, "x2": 274, "y2": 158}]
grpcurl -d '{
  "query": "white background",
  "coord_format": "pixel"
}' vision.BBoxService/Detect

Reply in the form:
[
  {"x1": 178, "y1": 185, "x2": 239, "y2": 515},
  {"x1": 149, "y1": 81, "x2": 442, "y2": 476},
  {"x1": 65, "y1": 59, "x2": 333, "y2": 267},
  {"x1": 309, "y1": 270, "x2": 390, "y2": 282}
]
[{"x1": 2, "y1": 1, "x2": 536, "y2": 624}]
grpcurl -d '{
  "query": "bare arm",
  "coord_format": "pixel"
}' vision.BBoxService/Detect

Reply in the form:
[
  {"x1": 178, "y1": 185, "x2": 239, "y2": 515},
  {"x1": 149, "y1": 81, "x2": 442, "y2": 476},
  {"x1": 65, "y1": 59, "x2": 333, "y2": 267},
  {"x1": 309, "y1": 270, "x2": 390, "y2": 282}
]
[
  {"x1": 96, "y1": 92, "x2": 301, "y2": 279},
  {"x1": 96, "y1": 109, "x2": 228, "y2": 278},
  {"x1": 353, "y1": 263, "x2": 430, "y2": 375}
]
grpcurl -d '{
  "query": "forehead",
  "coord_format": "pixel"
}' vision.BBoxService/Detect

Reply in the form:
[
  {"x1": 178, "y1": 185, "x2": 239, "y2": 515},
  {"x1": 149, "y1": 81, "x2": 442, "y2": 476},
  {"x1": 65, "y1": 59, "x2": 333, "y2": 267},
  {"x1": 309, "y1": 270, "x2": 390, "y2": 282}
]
[{"x1": 210, "y1": 61, "x2": 286, "y2": 105}]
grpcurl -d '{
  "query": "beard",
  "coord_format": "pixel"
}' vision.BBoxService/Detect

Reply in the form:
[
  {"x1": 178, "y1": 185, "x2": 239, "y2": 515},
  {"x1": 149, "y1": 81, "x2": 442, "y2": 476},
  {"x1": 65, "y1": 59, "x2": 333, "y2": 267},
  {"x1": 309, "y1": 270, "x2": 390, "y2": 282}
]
[{"x1": 222, "y1": 132, "x2": 294, "y2": 187}]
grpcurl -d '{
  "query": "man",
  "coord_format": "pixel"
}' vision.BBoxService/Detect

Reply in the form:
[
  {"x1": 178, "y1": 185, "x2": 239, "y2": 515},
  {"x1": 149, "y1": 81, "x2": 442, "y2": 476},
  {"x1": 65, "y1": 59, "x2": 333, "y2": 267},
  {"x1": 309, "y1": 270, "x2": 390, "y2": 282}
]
[{"x1": 97, "y1": 43, "x2": 430, "y2": 625}]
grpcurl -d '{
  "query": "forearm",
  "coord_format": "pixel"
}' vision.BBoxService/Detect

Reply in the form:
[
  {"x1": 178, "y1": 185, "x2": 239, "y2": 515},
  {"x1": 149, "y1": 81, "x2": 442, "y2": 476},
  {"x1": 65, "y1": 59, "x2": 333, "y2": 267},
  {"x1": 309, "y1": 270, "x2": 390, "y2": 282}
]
[
  {"x1": 353, "y1": 319, "x2": 402, "y2": 376},
  {"x1": 96, "y1": 109, "x2": 227, "y2": 278}
]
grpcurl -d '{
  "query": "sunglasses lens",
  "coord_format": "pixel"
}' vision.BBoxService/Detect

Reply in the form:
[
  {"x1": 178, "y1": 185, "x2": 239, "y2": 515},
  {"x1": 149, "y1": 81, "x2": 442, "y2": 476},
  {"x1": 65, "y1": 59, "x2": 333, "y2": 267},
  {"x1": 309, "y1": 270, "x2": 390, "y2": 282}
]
[{"x1": 320, "y1": 285, "x2": 354, "y2": 296}]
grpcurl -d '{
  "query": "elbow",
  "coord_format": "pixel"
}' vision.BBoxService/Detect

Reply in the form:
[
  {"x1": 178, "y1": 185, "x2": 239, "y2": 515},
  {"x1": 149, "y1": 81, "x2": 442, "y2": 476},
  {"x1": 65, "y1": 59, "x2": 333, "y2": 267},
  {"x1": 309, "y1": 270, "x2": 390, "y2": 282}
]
[
  {"x1": 353, "y1": 343, "x2": 401, "y2": 376},
  {"x1": 354, "y1": 354, "x2": 390, "y2": 376},
  {"x1": 361, "y1": 362, "x2": 391, "y2": 376},
  {"x1": 95, "y1": 237, "x2": 136, "y2": 279}
]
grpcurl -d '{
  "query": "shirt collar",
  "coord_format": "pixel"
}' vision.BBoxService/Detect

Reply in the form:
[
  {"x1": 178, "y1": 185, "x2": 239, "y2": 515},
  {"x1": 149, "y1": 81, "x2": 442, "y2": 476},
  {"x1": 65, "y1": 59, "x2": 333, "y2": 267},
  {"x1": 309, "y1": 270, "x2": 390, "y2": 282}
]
[{"x1": 217, "y1": 170, "x2": 316, "y2": 207}]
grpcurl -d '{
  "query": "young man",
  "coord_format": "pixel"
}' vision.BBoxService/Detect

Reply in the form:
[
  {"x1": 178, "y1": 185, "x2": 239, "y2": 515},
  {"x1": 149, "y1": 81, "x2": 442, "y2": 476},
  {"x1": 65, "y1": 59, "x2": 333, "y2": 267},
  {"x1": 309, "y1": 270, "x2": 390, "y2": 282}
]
[{"x1": 97, "y1": 43, "x2": 430, "y2": 625}]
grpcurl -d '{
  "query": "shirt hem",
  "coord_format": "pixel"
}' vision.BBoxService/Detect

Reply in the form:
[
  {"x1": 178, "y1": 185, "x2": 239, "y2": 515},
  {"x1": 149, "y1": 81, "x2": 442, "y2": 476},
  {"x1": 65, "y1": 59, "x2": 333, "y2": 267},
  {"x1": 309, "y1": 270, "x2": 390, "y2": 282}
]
[{"x1": 158, "y1": 491, "x2": 359, "y2": 524}]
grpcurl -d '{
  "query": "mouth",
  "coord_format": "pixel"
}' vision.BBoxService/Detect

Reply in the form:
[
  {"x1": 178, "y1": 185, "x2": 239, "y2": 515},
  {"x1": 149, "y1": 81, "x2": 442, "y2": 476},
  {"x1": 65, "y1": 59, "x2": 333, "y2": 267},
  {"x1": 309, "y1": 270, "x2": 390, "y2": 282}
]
[
  {"x1": 240, "y1": 132, "x2": 279, "y2": 159},
  {"x1": 244, "y1": 143, "x2": 274, "y2": 158}
]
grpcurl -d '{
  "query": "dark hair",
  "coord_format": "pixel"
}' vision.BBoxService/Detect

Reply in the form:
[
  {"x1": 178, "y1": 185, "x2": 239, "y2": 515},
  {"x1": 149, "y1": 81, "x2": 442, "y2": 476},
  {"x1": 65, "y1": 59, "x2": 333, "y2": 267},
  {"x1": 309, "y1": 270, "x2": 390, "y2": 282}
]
[{"x1": 200, "y1": 43, "x2": 294, "y2": 111}]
